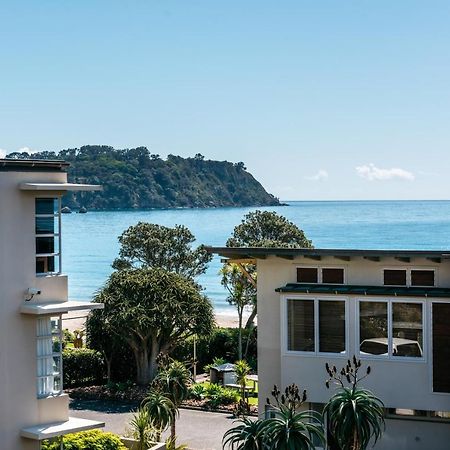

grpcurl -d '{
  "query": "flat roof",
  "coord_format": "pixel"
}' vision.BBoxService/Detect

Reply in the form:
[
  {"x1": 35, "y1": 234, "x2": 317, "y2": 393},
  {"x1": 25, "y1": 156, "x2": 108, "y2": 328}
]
[
  {"x1": 20, "y1": 300, "x2": 104, "y2": 315},
  {"x1": 21, "y1": 417, "x2": 104, "y2": 440},
  {"x1": 20, "y1": 182, "x2": 102, "y2": 192},
  {"x1": 276, "y1": 283, "x2": 450, "y2": 298},
  {"x1": 0, "y1": 158, "x2": 69, "y2": 172},
  {"x1": 206, "y1": 247, "x2": 450, "y2": 262}
]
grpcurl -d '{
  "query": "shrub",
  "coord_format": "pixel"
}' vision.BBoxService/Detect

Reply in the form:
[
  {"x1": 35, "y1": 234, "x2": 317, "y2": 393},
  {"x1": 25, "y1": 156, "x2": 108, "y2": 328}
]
[
  {"x1": 41, "y1": 429, "x2": 126, "y2": 450},
  {"x1": 204, "y1": 384, "x2": 239, "y2": 407},
  {"x1": 189, "y1": 384, "x2": 205, "y2": 400},
  {"x1": 63, "y1": 348, "x2": 105, "y2": 388}
]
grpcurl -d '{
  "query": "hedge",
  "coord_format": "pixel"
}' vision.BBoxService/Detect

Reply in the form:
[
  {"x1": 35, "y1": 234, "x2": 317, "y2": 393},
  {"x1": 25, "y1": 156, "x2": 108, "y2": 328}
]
[
  {"x1": 63, "y1": 348, "x2": 105, "y2": 388},
  {"x1": 41, "y1": 430, "x2": 126, "y2": 450}
]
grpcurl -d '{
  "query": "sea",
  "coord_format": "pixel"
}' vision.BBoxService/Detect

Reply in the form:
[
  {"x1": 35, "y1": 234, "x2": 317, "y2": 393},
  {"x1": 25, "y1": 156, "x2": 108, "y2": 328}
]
[{"x1": 63, "y1": 200, "x2": 450, "y2": 313}]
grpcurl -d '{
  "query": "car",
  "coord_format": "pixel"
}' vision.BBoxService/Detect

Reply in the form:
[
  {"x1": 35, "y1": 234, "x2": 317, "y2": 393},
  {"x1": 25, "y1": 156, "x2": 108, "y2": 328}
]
[{"x1": 360, "y1": 337, "x2": 423, "y2": 357}]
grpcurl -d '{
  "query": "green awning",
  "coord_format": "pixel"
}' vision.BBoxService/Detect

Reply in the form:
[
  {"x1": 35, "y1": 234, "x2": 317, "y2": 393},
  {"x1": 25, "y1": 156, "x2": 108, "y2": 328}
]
[{"x1": 275, "y1": 283, "x2": 450, "y2": 298}]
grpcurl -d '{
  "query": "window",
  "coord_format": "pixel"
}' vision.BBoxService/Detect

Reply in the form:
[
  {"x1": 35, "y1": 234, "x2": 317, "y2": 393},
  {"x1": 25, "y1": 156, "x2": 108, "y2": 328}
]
[
  {"x1": 383, "y1": 268, "x2": 435, "y2": 287},
  {"x1": 296, "y1": 267, "x2": 344, "y2": 284},
  {"x1": 384, "y1": 270, "x2": 406, "y2": 286},
  {"x1": 297, "y1": 268, "x2": 318, "y2": 283},
  {"x1": 359, "y1": 301, "x2": 424, "y2": 359},
  {"x1": 35, "y1": 198, "x2": 61, "y2": 275},
  {"x1": 411, "y1": 270, "x2": 434, "y2": 286},
  {"x1": 287, "y1": 298, "x2": 346, "y2": 354},
  {"x1": 37, "y1": 316, "x2": 63, "y2": 398},
  {"x1": 432, "y1": 303, "x2": 450, "y2": 393}
]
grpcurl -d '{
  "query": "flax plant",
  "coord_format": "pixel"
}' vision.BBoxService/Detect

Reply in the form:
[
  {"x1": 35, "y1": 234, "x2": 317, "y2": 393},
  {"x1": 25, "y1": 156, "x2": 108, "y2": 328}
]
[{"x1": 323, "y1": 356, "x2": 385, "y2": 450}]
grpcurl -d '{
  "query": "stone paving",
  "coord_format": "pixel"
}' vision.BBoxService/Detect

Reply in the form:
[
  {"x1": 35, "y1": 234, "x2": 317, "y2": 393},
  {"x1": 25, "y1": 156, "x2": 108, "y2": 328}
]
[{"x1": 69, "y1": 399, "x2": 240, "y2": 450}]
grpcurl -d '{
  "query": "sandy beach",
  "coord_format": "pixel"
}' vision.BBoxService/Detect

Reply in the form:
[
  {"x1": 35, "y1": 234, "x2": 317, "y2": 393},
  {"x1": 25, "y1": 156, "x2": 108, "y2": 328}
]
[{"x1": 63, "y1": 309, "x2": 253, "y2": 333}]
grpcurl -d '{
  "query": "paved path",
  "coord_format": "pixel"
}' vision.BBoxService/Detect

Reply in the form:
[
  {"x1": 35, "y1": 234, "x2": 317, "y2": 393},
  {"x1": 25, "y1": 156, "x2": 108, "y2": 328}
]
[{"x1": 69, "y1": 399, "x2": 239, "y2": 450}]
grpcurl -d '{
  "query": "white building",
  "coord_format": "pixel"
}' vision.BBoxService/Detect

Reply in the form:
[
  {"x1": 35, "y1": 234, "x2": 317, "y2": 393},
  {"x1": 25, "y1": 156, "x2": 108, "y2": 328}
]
[
  {"x1": 0, "y1": 159, "x2": 104, "y2": 450},
  {"x1": 212, "y1": 247, "x2": 450, "y2": 450}
]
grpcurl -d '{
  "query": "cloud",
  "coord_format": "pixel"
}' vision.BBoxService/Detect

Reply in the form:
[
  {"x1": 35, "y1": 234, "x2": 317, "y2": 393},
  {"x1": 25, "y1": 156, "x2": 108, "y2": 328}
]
[
  {"x1": 356, "y1": 163, "x2": 414, "y2": 181},
  {"x1": 0, "y1": 148, "x2": 6, "y2": 158},
  {"x1": 306, "y1": 169, "x2": 329, "y2": 181},
  {"x1": 19, "y1": 146, "x2": 37, "y2": 154}
]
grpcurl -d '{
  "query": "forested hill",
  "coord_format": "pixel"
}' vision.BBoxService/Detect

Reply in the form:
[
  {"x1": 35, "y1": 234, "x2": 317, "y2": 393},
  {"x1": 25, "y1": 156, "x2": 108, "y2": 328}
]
[{"x1": 7, "y1": 146, "x2": 280, "y2": 210}]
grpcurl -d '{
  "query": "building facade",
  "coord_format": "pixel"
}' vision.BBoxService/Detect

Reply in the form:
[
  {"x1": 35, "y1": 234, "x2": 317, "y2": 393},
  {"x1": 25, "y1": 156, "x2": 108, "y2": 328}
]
[
  {"x1": 0, "y1": 159, "x2": 104, "y2": 450},
  {"x1": 212, "y1": 247, "x2": 450, "y2": 450}
]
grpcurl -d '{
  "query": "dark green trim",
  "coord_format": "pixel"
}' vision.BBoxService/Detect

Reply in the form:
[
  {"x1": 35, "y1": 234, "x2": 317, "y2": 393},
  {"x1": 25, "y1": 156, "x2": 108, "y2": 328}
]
[{"x1": 275, "y1": 283, "x2": 450, "y2": 298}]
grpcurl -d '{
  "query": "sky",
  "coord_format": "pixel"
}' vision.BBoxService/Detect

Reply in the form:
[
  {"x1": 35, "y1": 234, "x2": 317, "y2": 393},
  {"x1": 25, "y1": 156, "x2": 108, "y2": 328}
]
[{"x1": 1, "y1": 1, "x2": 450, "y2": 200}]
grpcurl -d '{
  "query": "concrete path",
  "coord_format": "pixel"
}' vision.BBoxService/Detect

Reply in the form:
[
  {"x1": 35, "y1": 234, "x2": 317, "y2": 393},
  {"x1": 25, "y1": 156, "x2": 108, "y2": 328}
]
[{"x1": 69, "y1": 399, "x2": 240, "y2": 450}]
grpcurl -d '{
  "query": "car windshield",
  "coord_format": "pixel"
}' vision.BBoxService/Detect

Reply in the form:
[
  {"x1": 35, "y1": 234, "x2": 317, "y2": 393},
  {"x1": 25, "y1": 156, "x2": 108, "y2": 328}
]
[
  {"x1": 360, "y1": 341, "x2": 387, "y2": 355},
  {"x1": 395, "y1": 343, "x2": 421, "y2": 357}
]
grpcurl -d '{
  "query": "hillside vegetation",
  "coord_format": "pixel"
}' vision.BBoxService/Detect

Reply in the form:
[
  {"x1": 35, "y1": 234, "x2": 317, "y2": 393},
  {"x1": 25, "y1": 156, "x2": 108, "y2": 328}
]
[{"x1": 7, "y1": 145, "x2": 280, "y2": 210}]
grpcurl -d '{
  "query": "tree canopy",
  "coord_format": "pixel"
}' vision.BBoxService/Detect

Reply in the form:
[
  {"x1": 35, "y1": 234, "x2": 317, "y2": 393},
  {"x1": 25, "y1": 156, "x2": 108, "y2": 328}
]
[
  {"x1": 112, "y1": 222, "x2": 211, "y2": 279},
  {"x1": 226, "y1": 210, "x2": 313, "y2": 248},
  {"x1": 90, "y1": 268, "x2": 214, "y2": 384}
]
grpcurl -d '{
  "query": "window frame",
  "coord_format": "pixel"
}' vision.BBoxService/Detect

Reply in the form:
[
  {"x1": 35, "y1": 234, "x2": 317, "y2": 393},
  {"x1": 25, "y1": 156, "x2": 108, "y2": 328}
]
[
  {"x1": 356, "y1": 297, "x2": 426, "y2": 363},
  {"x1": 35, "y1": 197, "x2": 62, "y2": 276},
  {"x1": 282, "y1": 295, "x2": 349, "y2": 357},
  {"x1": 295, "y1": 266, "x2": 346, "y2": 285},
  {"x1": 382, "y1": 267, "x2": 437, "y2": 287}
]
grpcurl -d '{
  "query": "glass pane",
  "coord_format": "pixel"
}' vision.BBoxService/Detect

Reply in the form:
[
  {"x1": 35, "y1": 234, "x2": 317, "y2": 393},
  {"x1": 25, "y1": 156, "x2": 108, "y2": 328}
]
[
  {"x1": 287, "y1": 299, "x2": 315, "y2": 351},
  {"x1": 319, "y1": 301, "x2": 345, "y2": 353},
  {"x1": 36, "y1": 216, "x2": 58, "y2": 234},
  {"x1": 52, "y1": 356, "x2": 61, "y2": 374},
  {"x1": 36, "y1": 255, "x2": 58, "y2": 274},
  {"x1": 297, "y1": 268, "x2": 318, "y2": 283},
  {"x1": 36, "y1": 198, "x2": 58, "y2": 215},
  {"x1": 411, "y1": 270, "x2": 434, "y2": 286},
  {"x1": 53, "y1": 376, "x2": 62, "y2": 392},
  {"x1": 433, "y1": 303, "x2": 450, "y2": 393},
  {"x1": 36, "y1": 236, "x2": 56, "y2": 254},
  {"x1": 384, "y1": 270, "x2": 407, "y2": 286},
  {"x1": 322, "y1": 268, "x2": 344, "y2": 284},
  {"x1": 359, "y1": 302, "x2": 388, "y2": 355},
  {"x1": 392, "y1": 303, "x2": 423, "y2": 357}
]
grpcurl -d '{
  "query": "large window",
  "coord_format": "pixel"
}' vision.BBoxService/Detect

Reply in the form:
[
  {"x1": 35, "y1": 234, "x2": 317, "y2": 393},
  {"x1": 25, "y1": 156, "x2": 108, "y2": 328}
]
[
  {"x1": 287, "y1": 298, "x2": 346, "y2": 354},
  {"x1": 383, "y1": 269, "x2": 435, "y2": 287},
  {"x1": 359, "y1": 300, "x2": 424, "y2": 358},
  {"x1": 35, "y1": 198, "x2": 61, "y2": 275},
  {"x1": 37, "y1": 316, "x2": 63, "y2": 398},
  {"x1": 432, "y1": 303, "x2": 450, "y2": 393}
]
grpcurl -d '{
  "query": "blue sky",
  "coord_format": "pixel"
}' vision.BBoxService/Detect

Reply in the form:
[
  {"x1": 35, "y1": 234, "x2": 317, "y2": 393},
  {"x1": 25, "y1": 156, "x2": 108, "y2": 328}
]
[{"x1": 1, "y1": 1, "x2": 450, "y2": 200}]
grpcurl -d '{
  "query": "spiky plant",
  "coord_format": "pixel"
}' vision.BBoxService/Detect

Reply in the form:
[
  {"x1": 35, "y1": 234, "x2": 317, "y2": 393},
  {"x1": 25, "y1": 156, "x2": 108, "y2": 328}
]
[
  {"x1": 263, "y1": 384, "x2": 324, "y2": 450},
  {"x1": 143, "y1": 390, "x2": 175, "y2": 441},
  {"x1": 129, "y1": 407, "x2": 158, "y2": 450},
  {"x1": 234, "y1": 360, "x2": 251, "y2": 404},
  {"x1": 324, "y1": 356, "x2": 385, "y2": 450},
  {"x1": 222, "y1": 417, "x2": 267, "y2": 450}
]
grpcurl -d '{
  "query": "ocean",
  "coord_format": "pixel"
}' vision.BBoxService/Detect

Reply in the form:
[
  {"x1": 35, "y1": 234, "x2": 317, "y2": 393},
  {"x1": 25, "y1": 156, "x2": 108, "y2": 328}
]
[{"x1": 62, "y1": 201, "x2": 450, "y2": 313}]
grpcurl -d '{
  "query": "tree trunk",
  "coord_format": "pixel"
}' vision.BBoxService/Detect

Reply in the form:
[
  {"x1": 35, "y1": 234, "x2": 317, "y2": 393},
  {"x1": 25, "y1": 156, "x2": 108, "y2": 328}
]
[
  {"x1": 133, "y1": 343, "x2": 152, "y2": 385},
  {"x1": 171, "y1": 418, "x2": 176, "y2": 442},
  {"x1": 238, "y1": 309, "x2": 243, "y2": 360},
  {"x1": 244, "y1": 305, "x2": 257, "y2": 330}
]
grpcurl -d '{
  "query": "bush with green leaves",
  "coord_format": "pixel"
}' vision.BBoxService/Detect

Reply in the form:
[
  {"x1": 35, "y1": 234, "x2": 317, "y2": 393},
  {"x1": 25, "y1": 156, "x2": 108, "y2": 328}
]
[
  {"x1": 189, "y1": 383, "x2": 206, "y2": 400},
  {"x1": 41, "y1": 429, "x2": 126, "y2": 450},
  {"x1": 63, "y1": 348, "x2": 105, "y2": 388},
  {"x1": 204, "y1": 384, "x2": 239, "y2": 407}
]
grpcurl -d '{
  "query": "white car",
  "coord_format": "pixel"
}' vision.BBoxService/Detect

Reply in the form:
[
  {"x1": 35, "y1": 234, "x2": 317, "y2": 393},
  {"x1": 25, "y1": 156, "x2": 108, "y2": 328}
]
[{"x1": 360, "y1": 337, "x2": 423, "y2": 357}]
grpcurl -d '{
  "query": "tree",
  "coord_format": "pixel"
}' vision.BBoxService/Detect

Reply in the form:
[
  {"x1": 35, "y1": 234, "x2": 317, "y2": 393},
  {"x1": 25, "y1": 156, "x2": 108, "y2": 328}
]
[
  {"x1": 221, "y1": 264, "x2": 256, "y2": 359},
  {"x1": 226, "y1": 210, "x2": 313, "y2": 249},
  {"x1": 143, "y1": 391, "x2": 175, "y2": 441},
  {"x1": 222, "y1": 417, "x2": 267, "y2": 450},
  {"x1": 112, "y1": 222, "x2": 212, "y2": 279},
  {"x1": 153, "y1": 358, "x2": 192, "y2": 442},
  {"x1": 90, "y1": 268, "x2": 214, "y2": 384},
  {"x1": 224, "y1": 211, "x2": 313, "y2": 329},
  {"x1": 324, "y1": 357, "x2": 385, "y2": 450}
]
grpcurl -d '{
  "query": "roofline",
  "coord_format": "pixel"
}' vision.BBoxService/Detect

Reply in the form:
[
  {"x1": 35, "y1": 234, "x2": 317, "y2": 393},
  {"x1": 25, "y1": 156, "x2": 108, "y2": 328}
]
[
  {"x1": 0, "y1": 159, "x2": 69, "y2": 172},
  {"x1": 206, "y1": 246, "x2": 450, "y2": 260}
]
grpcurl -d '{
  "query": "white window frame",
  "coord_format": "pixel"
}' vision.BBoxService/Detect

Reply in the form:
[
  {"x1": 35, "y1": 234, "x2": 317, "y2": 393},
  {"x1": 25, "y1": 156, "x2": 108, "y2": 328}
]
[
  {"x1": 282, "y1": 294, "x2": 349, "y2": 357},
  {"x1": 295, "y1": 266, "x2": 346, "y2": 284},
  {"x1": 382, "y1": 267, "x2": 437, "y2": 287},
  {"x1": 36, "y1": 315, "x2": 63, "y2": 399},
  {"x1": 35, "y1": 197, "x2": 62, "y2": 276},
  {"x1": 356, "y1": 297, "x2": 426, "y2": 363}
]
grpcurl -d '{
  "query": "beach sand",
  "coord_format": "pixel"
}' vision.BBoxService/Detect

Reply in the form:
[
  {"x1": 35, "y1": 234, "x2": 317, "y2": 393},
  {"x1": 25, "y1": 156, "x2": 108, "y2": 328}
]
[{"x1": 63, "y1": 309, "x2": 253, "y2": 333}]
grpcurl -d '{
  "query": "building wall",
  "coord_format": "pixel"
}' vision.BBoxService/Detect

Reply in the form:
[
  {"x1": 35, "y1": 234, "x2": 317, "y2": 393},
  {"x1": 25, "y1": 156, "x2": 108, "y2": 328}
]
[
  {"x1": 0, "y1": 170, "x2": 69, "y2": 450},
  {"x1": 257, "y1": 255, "x2": 450, "y2": 448}
]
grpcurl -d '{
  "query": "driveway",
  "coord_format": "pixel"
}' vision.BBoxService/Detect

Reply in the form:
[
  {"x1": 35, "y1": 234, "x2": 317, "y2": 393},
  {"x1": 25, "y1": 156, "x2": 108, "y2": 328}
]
[{"x1": 69, "y1": 399, "x2": 240, "y2": 450}]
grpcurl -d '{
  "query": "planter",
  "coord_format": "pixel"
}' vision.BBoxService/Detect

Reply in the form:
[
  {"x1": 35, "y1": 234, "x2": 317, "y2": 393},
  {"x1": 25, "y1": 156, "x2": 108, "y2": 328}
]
[{"x1": 120, "y1": 437, "x2": 166, "y2": 450}]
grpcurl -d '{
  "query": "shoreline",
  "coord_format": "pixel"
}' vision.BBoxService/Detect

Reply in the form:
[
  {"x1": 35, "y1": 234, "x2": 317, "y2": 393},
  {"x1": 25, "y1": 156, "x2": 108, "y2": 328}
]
[{"x1": 62, "y1": 309, "x2": 252, "y2": 333}]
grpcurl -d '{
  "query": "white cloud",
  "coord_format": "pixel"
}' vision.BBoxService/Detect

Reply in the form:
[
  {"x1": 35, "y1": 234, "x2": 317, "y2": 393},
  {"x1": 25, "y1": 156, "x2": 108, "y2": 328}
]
[
  {"x1": 0, "y1": 148, "x2": 6, "y2": 158},
  {"x1": 356, "y1": 163, "x2": 415, "y2": 181},
  {"x1": 19, "y1": 146, "x2": 38, "y2": 154},
  {"x1": 306, "y1": 169, "x2": 329, "y2": 181}
]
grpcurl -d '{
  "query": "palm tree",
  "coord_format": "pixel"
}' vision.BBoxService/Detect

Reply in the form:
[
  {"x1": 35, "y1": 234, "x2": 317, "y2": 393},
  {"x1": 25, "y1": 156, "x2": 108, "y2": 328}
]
[
  {"x1": 234, "y1": 360, "x2": 250, "y2": 402},
  {"x1": 324, "y1": 357, "x2": 385, "y2": 450},
  {"x1": 154, "y1": 359, "x2": 192, "y2": 442},
  {"x1": 143, "y1": 390, "x2": 175, "y2": 441},
  {"x1": 222, "y1": 417, "x2": 267, "y2": 450}
]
